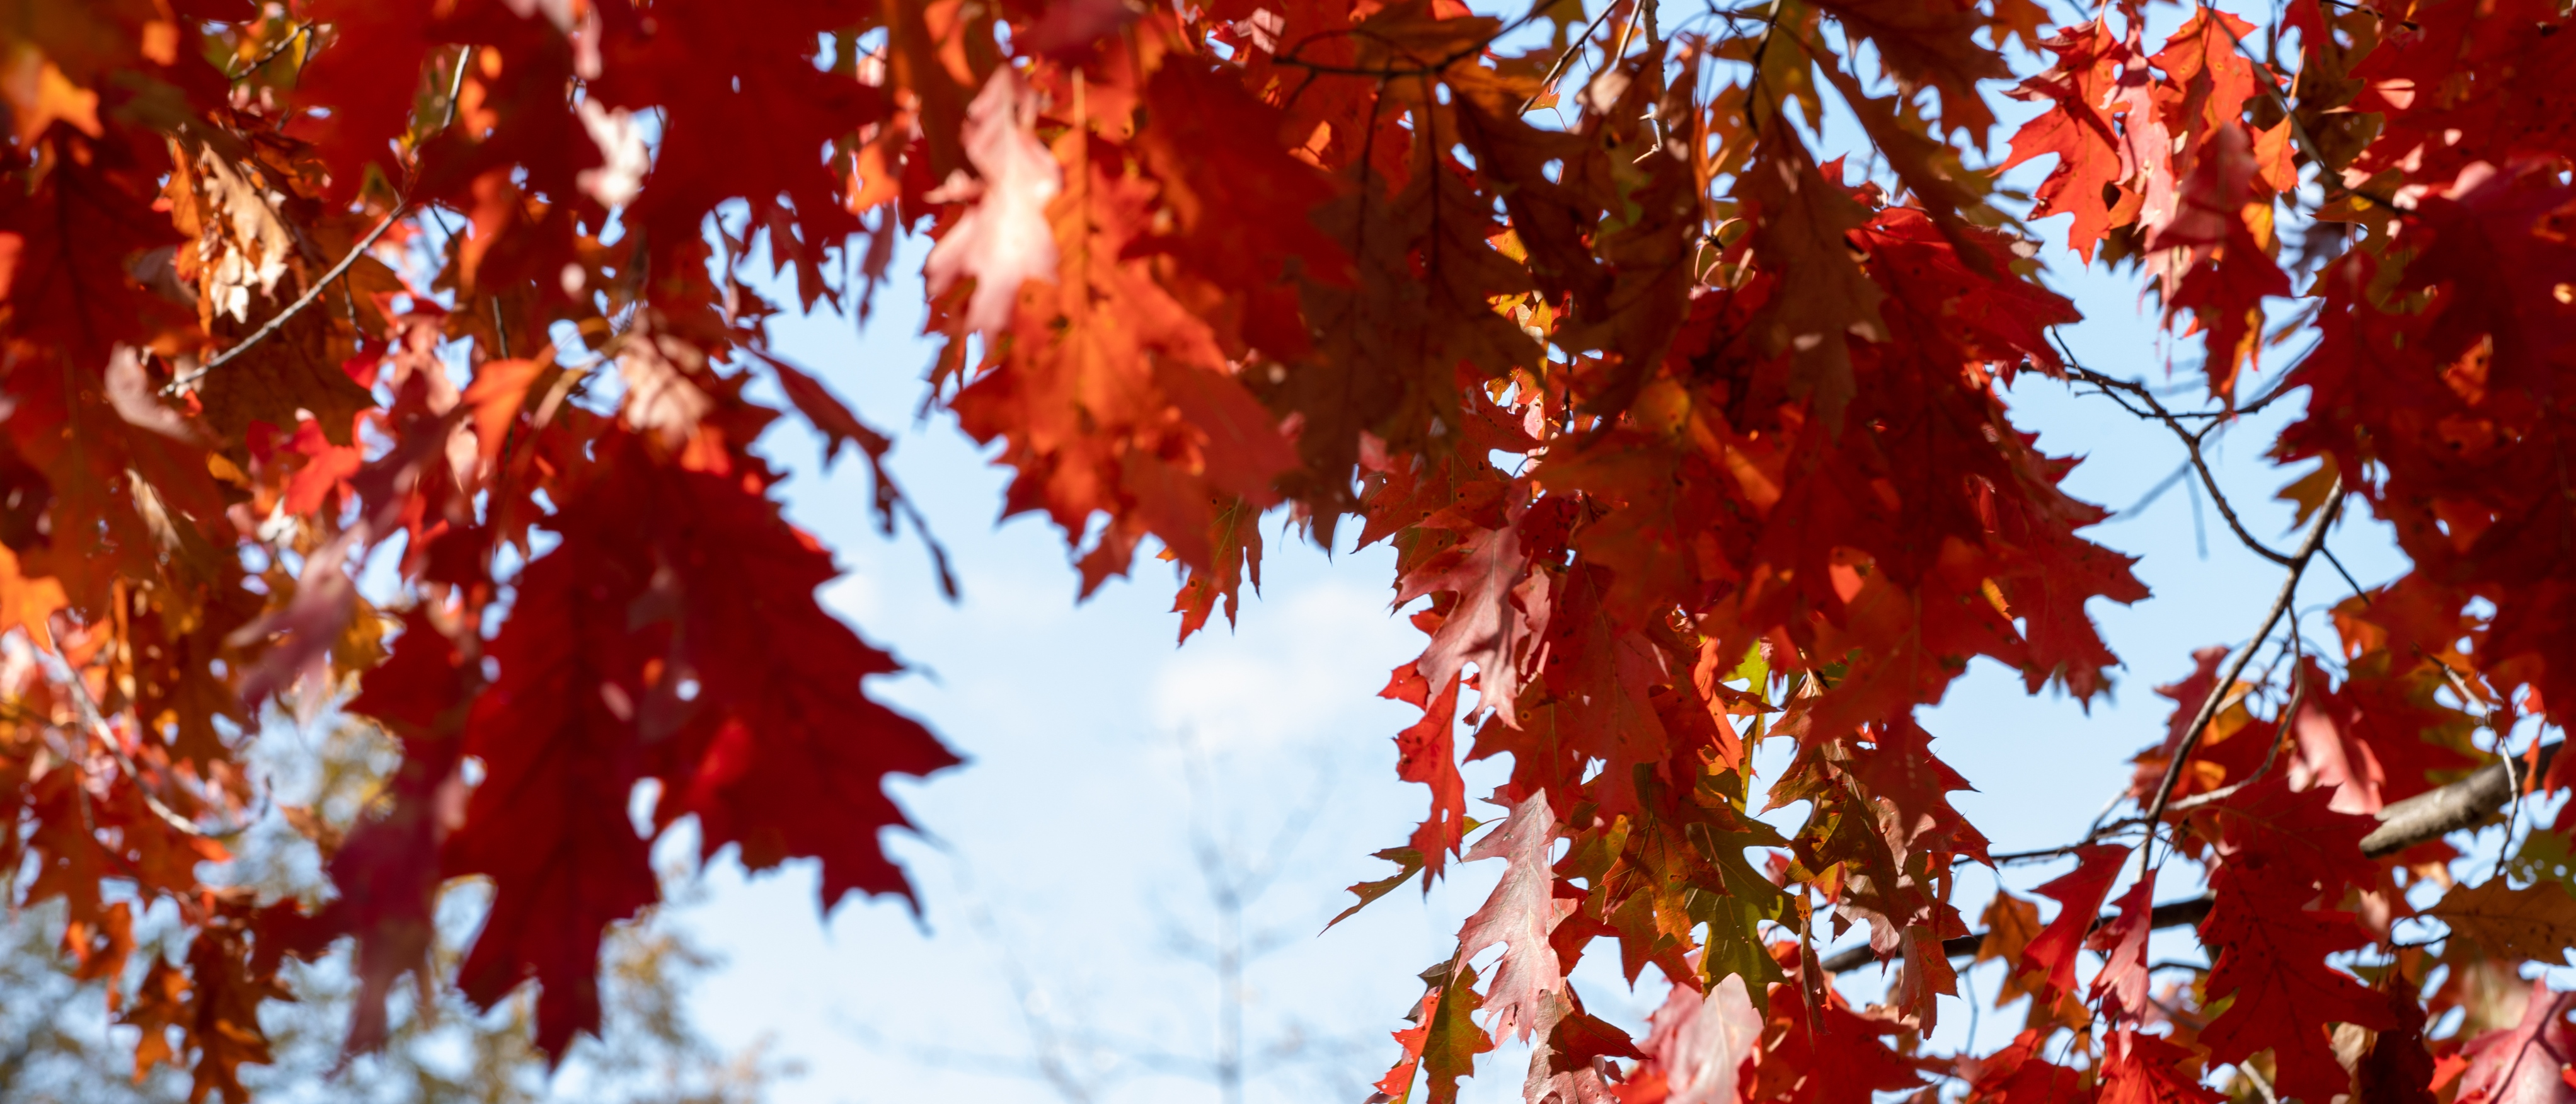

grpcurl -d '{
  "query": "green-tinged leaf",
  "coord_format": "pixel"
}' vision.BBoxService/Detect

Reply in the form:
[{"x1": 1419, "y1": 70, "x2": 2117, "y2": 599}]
[
  {"x1": 1420, "y1": 963, "x2": 1493, "y2": 1104},
  {"x1": 1329, "y1": 846, "x2": 1427, "y2": 931},
  {"x1": 1695, "y1": 894, "x2": 1785, "y2": 1011},
  {"x1": 1371, "y1": 960, "x2": 1493, "y2": 1104},
  {"x1": 2509, "y1": 829, "x2": 2576, "y2": 897}
]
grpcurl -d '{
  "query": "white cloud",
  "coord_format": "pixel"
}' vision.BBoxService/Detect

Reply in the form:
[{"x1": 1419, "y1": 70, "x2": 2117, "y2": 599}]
[{"x1": 1151, "y1": 579, "x2": 1415, "y2": 749}]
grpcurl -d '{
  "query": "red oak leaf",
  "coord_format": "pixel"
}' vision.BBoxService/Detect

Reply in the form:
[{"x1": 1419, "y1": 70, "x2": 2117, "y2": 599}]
[
  {"x1": 2358, "y1": 984, "x2": 2441, "y2": 1104},
  {"x1": 2097, "y1": 1029, "x2": 2224, "y2": 1104},
  {"x1": 2192, "y1": 778, "x2": 2391, "y2": 1102},
  {"x1": 2196, "y1": 880, "x2": 2391, "y2": 1102},
  {"x1": 2020, "y1": 843, "x2": 2128, "y2": 996},
  {"x1": 924, "y1": 68, "x2": 1060, "y2": 333},
  {"x1": 1386, "y1": 662, "x2": 1469, "y2": 875},
  {"x1": 285, "y1": 0, "x2": 433, "y2": 204},
  {"x1": 1621, "y1": 974, "x2": 1761, "y2": 1104},
  {"x1": 441, "y1": 524, "x2": 664, "y2": 1060},
  {"x1": 444, "y1": 438, "x2": 955, "y2": 1058},
  {"x1": 1396, "y1": 523, "x2": 1536, "y2": 728},
  {"x1": 2456, "y1": 980, "x2": 2576, "y2": 1104},
  {"x1": 1376, "y1": 961, "x2": 1493, "y2": 1104},
  {"x1": 1451, "y1": 790, "x2": 1571, "y2": 1043},
  {"x1": 2002, "y1": 20, "x2": 2133, "y2": 261},
  {"x1": 1962, "y1": 1029, "x2": 2092, "y2": 1104},
  {"x1": 2086, "y1": 875, "x2": 2157, "y2": 1025},
  {"x1": 333, "y1": 611, "x2": 474, "y2": 1057}
]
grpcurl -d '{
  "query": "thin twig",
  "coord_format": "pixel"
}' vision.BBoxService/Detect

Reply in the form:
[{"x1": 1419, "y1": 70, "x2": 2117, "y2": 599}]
[
  {"x1": 1873, "y1": 740, "x2": 2565, "y2": 970},
  {"x1": 170, "y1": 44, "x2": 473, "y2": 394},
  {"x1": 2011, "y1": 567, "x2": 2319, "y2": 865},
  {"x1": 227, "y1": 23, "x2": 313, "y2": 82},
  {"x1": 2403, "y1": 646, "x2": 2526, "y2": 877},
  {"x1": 2066, "y1": 358, "x2": 2294, "y2": 566},
  {"x1": 1606, "y1": 0, "x2": 1645, "y2": 80},
  {"x1": 2163, "y1": 621, "x2": 2310, "y2": 815},
  {"x1": 1521, "y1": 0, "x2": 1629, "y2": 112},
  {"x1": 2134, "y1": 474, "x2": 2345, "y2": 880},
  {"x1": 31, "y1": 648, "x2": 207, "y2": 839},
  {"x1": 1274, "y1": 3, "x2": 1549, "y2": 80},
  {"x1": 442, "y1": 41, "x2": 471, "y2": 130},
  {"x1": 2238, "y1": 1060, "x2": 2281, "y2": 1104},
  {"x1": 2495, "y1": 734, "x2": 2524, "y2": 882},
  {"x1": 2320, "y1": 546, "x2": 2371, "y2": 599},
  {"x1": 1821, "y1": 895, "x2": 2217, "y2": 974},
  {"x1": 164, "y1": 205, "x2": 408, "y2": 393}
]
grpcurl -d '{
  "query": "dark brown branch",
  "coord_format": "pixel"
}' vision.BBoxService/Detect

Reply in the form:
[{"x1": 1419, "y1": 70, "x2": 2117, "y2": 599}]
[
  {"x1": 2066, "y1": 360, "x2": 2297, "y2": 566},
  {"x1": 1826, "y1": 744, "x2": 2558, "y2": 974},
  {"x1": 2159, "y1": 644, "x2": 2308, "y2": 814},
  {"x1": 227, "y1": 22, "x2": 313, "y2": 82},
  {"x1": 1273, "y1": 4, "x2": 1550, "y2": 81},
  {"x1": 31, "y1": 647, "x2": 208, "y2": 839},
  {"x1": 1520, "y1": 0, "x2": 1629, "y2": 112},
  {"x1": 2133, "y1": 474, "x2": 2344, "y2": 876},
  {"x1": 1992, "y1": 665, "x2": 2301, "y2": 867},
  {"x1": 1820, "y1": 896, "x2": 2215, "y2": 975},
  {"x1": 170, "y1": 45, "x2": 476, "y2": 394}
]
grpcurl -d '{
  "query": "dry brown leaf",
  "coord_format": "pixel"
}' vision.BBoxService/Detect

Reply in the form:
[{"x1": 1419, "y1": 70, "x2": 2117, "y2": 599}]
[{"x1": 2430, "y1": 880, "x2": 2576, "y2": 963}]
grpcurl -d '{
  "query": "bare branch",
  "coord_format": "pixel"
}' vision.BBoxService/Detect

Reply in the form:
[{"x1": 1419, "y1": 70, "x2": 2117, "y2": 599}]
[
  {"x1": 1821, "y1": 896, "x2": 2215, "y2": 974},
  {"x1": 32, "y1": 647, "x2": 213, "y2": 840},
  {"x1": 227, "y1": 23, "x2": 314, "y2": 82},
  {"x1": 164, "y1": 205, "x2": 409, "y2": 394},
  {"x1": 2132, "y1": 473, "x2": 2344, "y2": 878},
  {"x1": 1521, "y1": 0, "x2": 1630, "y2": 112},
  {"x1": 2156, "y1": 633, "x2": 2309, "y2": 815},
  {"x1": 1833, "y1": 744, "x2": 2561, "y2": 974},
  {"x1": 171, "y1": 45, "x2": 473, "y2": 394},
  {"x1": 2361, "y1": 742, "x2": 2560, "y2": 858},
  {"x1": 2065, "y1": 359, "x2": 2297, "y2": 566}
]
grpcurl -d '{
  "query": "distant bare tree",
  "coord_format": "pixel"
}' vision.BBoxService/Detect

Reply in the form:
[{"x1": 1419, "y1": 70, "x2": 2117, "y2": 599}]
[
  {"x1": 0, "y1": 718, "x2": 789, "y2": 1104},
  {"x1": 845, "y1": 732, "x2": 1381, "y2": 1104}
]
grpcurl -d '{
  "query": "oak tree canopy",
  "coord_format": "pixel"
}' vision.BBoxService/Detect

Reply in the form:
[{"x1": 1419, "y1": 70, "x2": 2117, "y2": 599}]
[{"x1": 0, "y1": 0, "x2": 2571, "y2": 1101}]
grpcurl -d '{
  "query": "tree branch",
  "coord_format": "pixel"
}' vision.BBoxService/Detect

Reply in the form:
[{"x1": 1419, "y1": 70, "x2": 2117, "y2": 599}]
[
  {"x1": 32, "y1": 647, "x2": 211, "y2": 840},
  {"x1": 1520, "y1": 0, "x2": 1628, "y2": 112},
  {"x1": 2066, "y1": 360, "x2": 2297, "y2": 566},
  {"x1": 1825, "y1": 744, "x2": 2559, "y2": 974},
  {"x1": 2132, "y1": 473, "x2": 2343, "y2": 877},
  {"x1": 1821, "y1": 896, "x2": 2216, "y2": 974},
  {"x1": 2360, "y1": 742, "x2": 2558, "y2": 858},
  {"x1": 169, "y1": 43, "x2": 473, "y2": 394},
  {"x1": 227, "y1": 22, "x2": 313, "y2": 82},
  {"x1": 164, "y1": 205, "x2": 409, "y2": 394}
]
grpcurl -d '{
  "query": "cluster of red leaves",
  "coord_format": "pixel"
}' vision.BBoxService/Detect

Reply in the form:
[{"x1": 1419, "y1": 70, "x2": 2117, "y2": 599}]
[
  {"x1": 0, "y1": 0, "x2": 953, "y2": 1093},
  {"x1": 6, "y1": 0, "x2": 2576, "y2": 1100}
]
